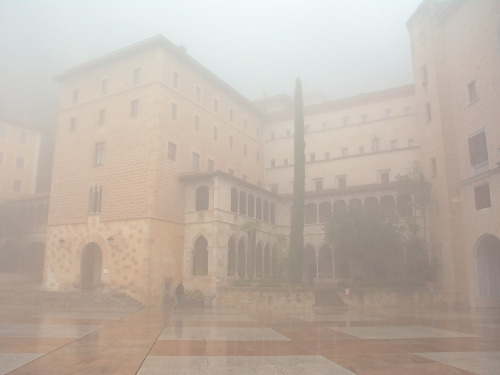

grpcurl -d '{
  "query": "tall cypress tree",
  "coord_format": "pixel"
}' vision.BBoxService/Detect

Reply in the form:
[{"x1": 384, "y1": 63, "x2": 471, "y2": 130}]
[{"x1": 288, "y1": 78, "x2": 305, "y2": 283}]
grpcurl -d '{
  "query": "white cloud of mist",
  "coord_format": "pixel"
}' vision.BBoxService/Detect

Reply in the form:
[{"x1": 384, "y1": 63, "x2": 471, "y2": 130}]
[{"x1": 0, "y1": 0, "x2": 422, "y2": 105}]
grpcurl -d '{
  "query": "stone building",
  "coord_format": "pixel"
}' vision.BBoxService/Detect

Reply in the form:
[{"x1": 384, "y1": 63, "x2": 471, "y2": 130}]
[
  {"x1": 34, "y1": 0, "x2": 500, "y2": 307},
  {"x1": 0, "y1": 117, "x2": 47, "y2": 281}
]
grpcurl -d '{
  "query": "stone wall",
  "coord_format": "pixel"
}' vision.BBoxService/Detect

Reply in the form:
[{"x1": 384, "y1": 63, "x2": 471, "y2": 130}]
[{"x1": 216, "y1": 286, "x2": 458, "y2": 312}]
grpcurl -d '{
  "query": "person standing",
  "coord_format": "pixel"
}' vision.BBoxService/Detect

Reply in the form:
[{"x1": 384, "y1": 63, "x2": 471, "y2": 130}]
[{"x1": 175, "y1": 281, "x2": 184, "y2": 308}]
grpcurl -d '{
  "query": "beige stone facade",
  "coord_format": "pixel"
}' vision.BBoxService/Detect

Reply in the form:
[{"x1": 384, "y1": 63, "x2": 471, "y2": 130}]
[
  {"x1": 34, "y1": 1, "x2": 500, "y2": 307},
  {"x1": 407, "y1": 0, "x2": 500, "y2": 307}
]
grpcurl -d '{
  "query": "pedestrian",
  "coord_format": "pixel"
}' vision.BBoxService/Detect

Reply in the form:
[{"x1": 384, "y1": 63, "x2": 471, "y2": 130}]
[{"x1": 175, "y1": 281, "x2": 184, "y2": 309}]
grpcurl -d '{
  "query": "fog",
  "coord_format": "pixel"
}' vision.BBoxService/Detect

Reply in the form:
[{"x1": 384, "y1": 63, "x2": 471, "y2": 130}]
[{"x1": 0, "y1": 0, "x2": 421, "y2": 124}]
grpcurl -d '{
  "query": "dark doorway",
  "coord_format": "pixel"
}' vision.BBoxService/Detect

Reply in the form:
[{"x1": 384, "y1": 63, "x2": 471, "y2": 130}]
[{"x1": 81, "y1": 243, "x2": 102, "y2": 290}]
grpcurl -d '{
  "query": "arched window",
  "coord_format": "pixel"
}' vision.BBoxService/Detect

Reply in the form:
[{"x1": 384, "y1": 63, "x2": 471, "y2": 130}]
[
  {"x1": 304, "y1": 202, "x2": 317, "y2": 224},
  {"x1": 476, "y1": 235, "x2": 500, "y2": 298},
  {"x1": 348, "y1": 198, "x2": 362, "y2": 218},
  {"x1": 237, "y1": 238, "x2": 246, "y2": 279},
  {"x1": 256, "y1": 197, "x2": 262, "y2": 220},
  {"x1": 318, "y1": 201, "x2": 332, "y2": 223},
  {"x1": 263, "y1": 200, "x2": 269, "y2": 222},
  {"x1": 195, "y1": 186, "x2": 209, "y2": 211},
  {"x1": 303, "y1": 245, "x2": 317, "y2": 282},
  {"x1": 231, "y1": 188, "x2": 238, "y2": 213},
  {"x1": 264, "y1": 244, "x2": 271, "y2": 278},
  {"x1": 380, "y1": 195, "x2": 396, "y2": 217},
  {"x1": 239, "y1": 191, "x2": 247, "y2": 215},
  {"x1": 333, "y1": 200, "x2": 347, "y2": 220},
  {"x1": 364, "y1": 197, "x2": 378, "y2": 217},
  {"x1": 227, "y1": 237, "x2": 236, "y2": 276},
  {"x1": 270, "y1": 203, "x2": 275, "y2": 224},
  {"x1": 193, "y1": 236, "x2": 208, "y2": 276},
  {"x1": 255, "y1": 242, "x2": 263, "y2": 278},
  {"x1": 248, "y1": 194, "x2": 255, "y2": 217}
]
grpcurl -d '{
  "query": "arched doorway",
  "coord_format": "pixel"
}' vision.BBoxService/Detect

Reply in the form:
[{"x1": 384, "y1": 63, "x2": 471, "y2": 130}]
[
  {"x1": 193, "y1": 236, "x2": 208, "y2": 276},
  {"x1": 81, "y1": 243, "x2": 102, "y2": 290},
  {"x1": 237, "y1": 238, "x2": 246, "y2": 279},
  {"x1": 303, "y1": 245, "x2": 317, "y2": 284},
  {"x1": 476, "y1": 235, "x2": 500, "y2": 300}
]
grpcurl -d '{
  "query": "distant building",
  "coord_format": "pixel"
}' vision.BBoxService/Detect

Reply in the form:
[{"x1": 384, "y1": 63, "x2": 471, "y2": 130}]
[
  {"x1": 0, "y1": 117, "x2": 42, "y2": 199},
  {"x1": 3, "y1": 0, "x2": 499, "y2": 308}
]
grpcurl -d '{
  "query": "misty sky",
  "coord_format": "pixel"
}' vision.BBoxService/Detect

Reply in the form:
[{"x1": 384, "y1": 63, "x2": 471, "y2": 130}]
[{"x1": 1, "y1": 0, "x2": 422, "y2": 118}]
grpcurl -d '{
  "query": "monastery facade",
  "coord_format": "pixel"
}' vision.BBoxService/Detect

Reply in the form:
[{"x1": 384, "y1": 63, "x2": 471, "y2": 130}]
[{"x1": 1, "y1": 0, "x2": 499, "y2": 308}]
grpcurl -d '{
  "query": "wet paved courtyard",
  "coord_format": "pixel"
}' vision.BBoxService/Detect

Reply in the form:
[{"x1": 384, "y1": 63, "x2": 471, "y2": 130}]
[{"x1": 0, "y1": 302, "x2": 499, "y2": 374}]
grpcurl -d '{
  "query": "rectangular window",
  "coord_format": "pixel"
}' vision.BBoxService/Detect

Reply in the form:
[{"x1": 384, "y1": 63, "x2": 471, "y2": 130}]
[
  {"x1": 270, "y1": 159, "x2": 275, "y2": 167},
  {"x1": 408, "y1": 139, "x2": 415, "y2": 147},
  {"x1": 18, "y1": 130, "x2": 28, "y2": 144},
  {"x1": 95, "y1": 142, "x2": 105, "y2": 166},
  {"x1": 468, "y1": 130, "x2": 488, "y2": 166},
  {"x1": 391, "y1": 140, "x2": 398, "y2": 150},
  {"x1": 315, "y1": 179, "x2": 323, "y2": 191},
  {"x1": 361, "y1": 114, "x2": 367, "y2": 122},
  {"x1": 194, "y1": 115, "x2": 200, "y2": 131},
  {"x1": 171, "y1": 103, "x2": 177, "y2": 120},
  {"x1": 15, "y1": 156, "x2": 25, "y2": 169},
  {"x1": 73, "y1": 88, "x2": 79, "y2": 103},
  {"x1": 99, "y1": 109, "x2": 106, "y2": 126},
  {"x1": 474, "y1": 183, "x2": 491, "y2": 210},
  {"x1": 467, "y1": 80, "x2": 478, "y2": 103},
  {"x1": 229, "y1": 135, "x2": 233, "y2": 149},
  {"x1": 325, "y1": 152, "x2": 330, "y2": 160},
  {"x1": 372, "y1": 137, "x2": 380, "y2": 152},
  {"x1": 192, "y1": 152, "x2": 200, "y2": 171},
  {"x1": 385, "y1": 109, "x2": 391, "y2": 119},
  {"x1": 431, "y1": 157, "x2": 437, "y2": 178},
  {"x1": 0, "y1": 125, "x2": 7, "y2": 138},
  {"x1": 337, "y1": 175, "x2": 347, "y2": 189},
  {"x1": 133, "y1": 68, "x2": 141, "y2": 84},
  {"x1": 359, "y1": 146, "x2": 365, "y2": 154},
  {"x1": 213, "y1": 98, "x2": 219, "y2": 113},
  {"x1": 270, "y1": 184, "x2": 278, "y2": 194},
  {"x1": 426, "y1": 103, "x2": 432, "y2": 123},
  {"x1": 284, "y1": 158, "x2": 288, "y2": 166},
  {"x1": 0, "y1": 152, "x2": 3, "y2": 165},
  {"x1": 342, "y1": 117, "x2": 349, "y2": 126},
  {"x1": 244, "y1": 119, "x2": 248, "y2": 131},
  {"x1": 207, "y1": 159, "x2": 214, "y2": 172},
  {"x1": 167, "y1": 142, "x2": 176, "y2": 161},
  {"x1": 229, "y1": 109, "x2": 234, "y2": 122},
  {"x1": 12, "y1": 179, "x2": 22, "y2": 193},
  {"x1": 213, "y1": 126, "x2": 218, "y2": 141},
  {"x1": 310, "y1": 153, "x2": 315, "y2": 162},
  {"x1": 88, "y1": 185, "x2": 102, "y2": 214},
  {"x1": 101, "y1": 79, "x2": 108, "y2": 94},
  {"x1": 131, "y1": 100, "x2": 138, "y2": 117},
  {"x1": 342, "y1": 148, "x2": 348, "y2": 157},
  {"x1": 379, "y1": 170, "x2": 390, "y2": 184},
  {"x1": 256, "y1": 150, "x2": 260, "y2": 163},
  {"x1": 244, "y1": 143, "x2": 247, "y2": 156},
  {"x1": 195, "y1": 86, "x2": 201, "y2": 102},
  {"x1": 173, "y1": 72, "x2": 179, "y2": 88}
]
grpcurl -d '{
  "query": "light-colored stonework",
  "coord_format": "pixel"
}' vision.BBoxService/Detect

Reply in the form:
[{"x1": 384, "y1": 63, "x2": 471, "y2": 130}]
[{"x1": 33, "y1": 1, "x2": 500, "y2": 308}]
